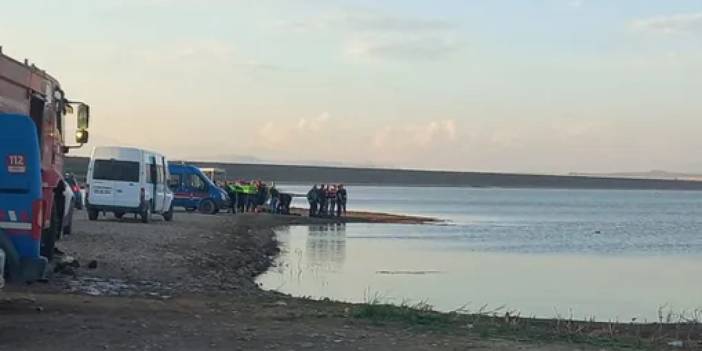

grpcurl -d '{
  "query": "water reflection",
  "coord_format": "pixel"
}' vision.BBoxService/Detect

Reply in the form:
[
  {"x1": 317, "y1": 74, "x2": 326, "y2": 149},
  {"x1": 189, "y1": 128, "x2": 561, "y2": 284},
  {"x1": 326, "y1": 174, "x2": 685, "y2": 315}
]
[
  {"x1": 259, "y1": 223, "x2": 702, "y2": 321},
  {"x1": 306, "y1": 224, "x2": 346, "y2": 272}
]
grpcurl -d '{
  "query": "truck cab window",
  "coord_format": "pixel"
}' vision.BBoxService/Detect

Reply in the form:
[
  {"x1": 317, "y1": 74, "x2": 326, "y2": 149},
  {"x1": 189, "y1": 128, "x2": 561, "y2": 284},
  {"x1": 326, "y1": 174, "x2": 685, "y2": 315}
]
[
  {"x1": 29, "y1": 96, "x2": 45, "y2": 152},
  {"x1": 56, "y1": 109, "x2": 63, "y2": 140}
]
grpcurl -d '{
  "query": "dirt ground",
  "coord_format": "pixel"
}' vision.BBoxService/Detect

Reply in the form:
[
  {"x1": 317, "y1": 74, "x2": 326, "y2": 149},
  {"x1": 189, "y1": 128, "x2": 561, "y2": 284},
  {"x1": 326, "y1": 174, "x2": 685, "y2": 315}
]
[{"x1": 0, "y1": 210, "x2": 677, "y2": 350}]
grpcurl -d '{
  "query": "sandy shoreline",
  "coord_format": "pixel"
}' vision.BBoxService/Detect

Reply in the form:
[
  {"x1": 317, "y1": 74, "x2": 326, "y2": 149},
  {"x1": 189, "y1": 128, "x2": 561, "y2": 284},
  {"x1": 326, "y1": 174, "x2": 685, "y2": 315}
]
[
  {"x1": 0, "y1": 210, "x2": 699, "y2": 350},
  {"x1": 288, "y1": 208, "x2": 442, "y2": 225}
]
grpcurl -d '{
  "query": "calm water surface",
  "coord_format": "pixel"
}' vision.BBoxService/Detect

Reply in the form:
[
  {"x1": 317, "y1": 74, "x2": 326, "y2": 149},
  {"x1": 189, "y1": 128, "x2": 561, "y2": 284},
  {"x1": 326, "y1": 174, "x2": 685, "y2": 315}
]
[{"x1": 257, "y1": 186, "x2": 702, "y2": 321}]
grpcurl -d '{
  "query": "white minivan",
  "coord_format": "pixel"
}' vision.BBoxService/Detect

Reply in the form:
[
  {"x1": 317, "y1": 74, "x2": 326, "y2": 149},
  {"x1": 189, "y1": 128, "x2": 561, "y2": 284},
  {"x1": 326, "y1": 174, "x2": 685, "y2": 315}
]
[{"x1": 86, "y1": 146, "x2": 174, "y2": 223}]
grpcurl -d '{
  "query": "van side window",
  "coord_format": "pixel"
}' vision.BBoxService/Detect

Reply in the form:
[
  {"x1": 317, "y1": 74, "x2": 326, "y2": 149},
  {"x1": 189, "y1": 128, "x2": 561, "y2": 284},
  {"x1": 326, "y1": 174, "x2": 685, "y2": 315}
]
[
  {"x1": 168, "y1": 174, "x2": 181, "y2": 190},
  {"x1": 186, "y1": 174, "x2": 207, "y2": 192},
  {"x1": 93, "y1": 160, "x2": 139, "y2": 182}
]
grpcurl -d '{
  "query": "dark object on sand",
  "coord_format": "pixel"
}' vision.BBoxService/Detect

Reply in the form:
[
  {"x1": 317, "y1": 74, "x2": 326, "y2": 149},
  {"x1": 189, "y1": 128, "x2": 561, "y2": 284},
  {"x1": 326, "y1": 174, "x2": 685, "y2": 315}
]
[
  {"x1": 54, "y1": 256, "x2": 80, "y2": 275},
  {"x1": 88, "y1": 260, "x2": 99, "y2": 269}
]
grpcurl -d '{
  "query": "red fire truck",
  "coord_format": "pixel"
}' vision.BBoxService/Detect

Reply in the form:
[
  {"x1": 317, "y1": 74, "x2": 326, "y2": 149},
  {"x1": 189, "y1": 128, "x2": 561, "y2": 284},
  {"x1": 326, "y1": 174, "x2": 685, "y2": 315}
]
[{"x1": 0, "y1": 47, "x2": 90, "y2": 285}]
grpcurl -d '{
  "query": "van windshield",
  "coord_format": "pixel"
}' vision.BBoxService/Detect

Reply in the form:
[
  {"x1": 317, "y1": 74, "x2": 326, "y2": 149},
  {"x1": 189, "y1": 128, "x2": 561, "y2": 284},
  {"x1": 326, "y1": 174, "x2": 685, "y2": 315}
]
[{"x1": 93, "y1": 160, "x2": 139, "y2": 182}]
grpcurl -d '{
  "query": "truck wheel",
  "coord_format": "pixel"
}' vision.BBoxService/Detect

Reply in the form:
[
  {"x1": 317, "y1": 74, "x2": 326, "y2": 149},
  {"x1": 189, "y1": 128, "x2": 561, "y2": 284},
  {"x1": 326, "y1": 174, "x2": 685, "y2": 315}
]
[
  {"x1": 163, "y1": 204, "x2": 174, "y2": 222},
  {"x1": 114, "y1": 211, "x2": 125, "y2": 219},
  {"x1": 88, "y1": 209, "x2": 99, "y2": 221},
  {"x1": 141, "y1": 207, "x2": 150, "y2": 223},
  {"x1": 198, "y1": 199, "x2": 216, "y2": 215},
  {"x1": 40, "y1": 202, "x2": 60, "y2": 260}
]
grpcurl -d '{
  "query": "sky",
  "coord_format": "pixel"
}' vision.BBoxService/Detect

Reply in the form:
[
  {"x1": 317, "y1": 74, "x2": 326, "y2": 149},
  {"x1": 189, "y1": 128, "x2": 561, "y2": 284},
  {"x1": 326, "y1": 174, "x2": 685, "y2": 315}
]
[{"x1": 2, "y1": 0, "x2": 702, "y2": 174}]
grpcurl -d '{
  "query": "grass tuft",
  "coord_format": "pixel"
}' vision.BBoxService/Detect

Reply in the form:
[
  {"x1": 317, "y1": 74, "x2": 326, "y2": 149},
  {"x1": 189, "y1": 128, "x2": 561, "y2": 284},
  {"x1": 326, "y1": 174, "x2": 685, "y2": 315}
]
[{"x1": 348, "y1": 293, "x2": 702, "y2": 350}]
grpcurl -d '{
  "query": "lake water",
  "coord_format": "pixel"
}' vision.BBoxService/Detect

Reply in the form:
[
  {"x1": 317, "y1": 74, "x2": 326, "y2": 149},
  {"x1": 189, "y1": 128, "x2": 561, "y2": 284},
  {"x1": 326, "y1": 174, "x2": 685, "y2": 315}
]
[{"x1": 257, "y1": 186, "x2": 702, "y2": 321}]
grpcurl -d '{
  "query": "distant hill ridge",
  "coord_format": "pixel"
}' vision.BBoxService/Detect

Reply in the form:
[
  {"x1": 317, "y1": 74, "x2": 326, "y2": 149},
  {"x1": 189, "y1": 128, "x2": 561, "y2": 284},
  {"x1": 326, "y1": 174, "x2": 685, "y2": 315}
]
[
  {"x1": 570, "y1": 170, "x2": 702, "y2": 181},
  {"x1": 65, "y1": 156, "x2": 702, "y2": 190}
]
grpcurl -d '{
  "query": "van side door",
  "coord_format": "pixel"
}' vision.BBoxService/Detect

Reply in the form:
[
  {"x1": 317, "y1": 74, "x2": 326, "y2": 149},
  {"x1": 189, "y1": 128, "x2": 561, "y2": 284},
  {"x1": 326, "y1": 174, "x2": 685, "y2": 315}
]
[
  {"x1": 146, "y1": 156, "x2": 158, "y2": 211},
  {"x1": 155, "y1": 157, "x2": 167, "y2": 212},
  {"x1": 162, "y1": 159, "x2": 174, "y2": 211},
  {"x1": 168, "y1": 172, "x2": 188, "y2": 208}
]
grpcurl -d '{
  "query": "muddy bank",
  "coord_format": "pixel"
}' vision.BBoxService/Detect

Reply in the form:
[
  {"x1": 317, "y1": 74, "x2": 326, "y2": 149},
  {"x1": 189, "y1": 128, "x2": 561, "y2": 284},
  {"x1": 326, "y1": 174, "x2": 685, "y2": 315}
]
[{"x1": 289, "y1": 208, "x2": 440, "y2": 224}]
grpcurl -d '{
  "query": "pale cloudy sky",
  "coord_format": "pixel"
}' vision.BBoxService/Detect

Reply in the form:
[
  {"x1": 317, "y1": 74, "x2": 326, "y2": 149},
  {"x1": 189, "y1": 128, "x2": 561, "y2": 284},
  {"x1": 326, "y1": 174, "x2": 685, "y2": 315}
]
[{"x1": 2, "y1": 0, "x2": 702, "y2": 173}]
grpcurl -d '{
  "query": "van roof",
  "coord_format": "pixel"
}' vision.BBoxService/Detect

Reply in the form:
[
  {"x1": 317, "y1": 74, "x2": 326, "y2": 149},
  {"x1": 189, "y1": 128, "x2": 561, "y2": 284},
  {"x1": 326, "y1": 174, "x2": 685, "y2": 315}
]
[{"x1": 91, "y1": 146, "x2": 167, "y2": 161}]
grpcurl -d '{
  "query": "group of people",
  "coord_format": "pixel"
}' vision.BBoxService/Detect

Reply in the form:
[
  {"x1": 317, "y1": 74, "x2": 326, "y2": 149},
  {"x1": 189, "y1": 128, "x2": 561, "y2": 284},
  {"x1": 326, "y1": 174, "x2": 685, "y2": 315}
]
[
  {"x1": 307, "y1": 184, "x2": 347, "y2": 217},
  {"x1": 224, "y1": 180, "x2": 291, "y2": 214},
  {"x1": 222, "y1": 180, "x2": 346, "y2": 217}
]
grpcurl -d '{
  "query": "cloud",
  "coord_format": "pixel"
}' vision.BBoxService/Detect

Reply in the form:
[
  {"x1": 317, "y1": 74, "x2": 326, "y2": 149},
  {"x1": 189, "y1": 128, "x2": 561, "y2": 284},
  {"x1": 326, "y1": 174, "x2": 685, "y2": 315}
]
[
  {"x1": 129, "y1": 39, "x2": 235, "y2": 66},
  {"x1": 125, "y1": 39, "x2": 286, "y2": 73},
  {"x1": 373, "y1": 119, "x2": 457, "y2": 149},
  {"x1": 278, "y1": 9, "x2": 460, "y2": 62},
  {"x1": 569, "y1": 0, "x2": 585, "y2": 8},
  {"x1": 632, "y1": 12, "x2": 702, "y2": 34},
  {"x1": 297, "y1": 112, "x2": 331, "y2": 132},
  {"x1": 345, "y1": 37, "x2": 460, "y2": 61},
  {"x1": 280, "y1": 10, "x2": 454, "y2": 33},
  {"x1": 256, "y1": 113, "x2": 334, "y2": 151}
]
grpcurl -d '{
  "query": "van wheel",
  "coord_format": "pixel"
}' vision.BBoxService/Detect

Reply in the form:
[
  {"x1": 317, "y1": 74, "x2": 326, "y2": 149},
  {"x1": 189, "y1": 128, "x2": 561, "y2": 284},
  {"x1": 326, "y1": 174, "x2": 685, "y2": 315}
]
[
  {"x1": 41, "y1": 202, "x2": 60, "y2": 260},
  {"x1": 163, "y1": 204, "x2": 174, "y2": 222},
  {"x1": 114, "y1": 212, "x2": 125, "y2": 219},
  {"x1": 141, "y1": 207, "x2": 150, "y2": 223},
  {"x1": 88, "y1": 209, "x2": 99, "y2": 221},
  {"x1": 198, "y1": 199, "x2": 216, "y2": 215}
]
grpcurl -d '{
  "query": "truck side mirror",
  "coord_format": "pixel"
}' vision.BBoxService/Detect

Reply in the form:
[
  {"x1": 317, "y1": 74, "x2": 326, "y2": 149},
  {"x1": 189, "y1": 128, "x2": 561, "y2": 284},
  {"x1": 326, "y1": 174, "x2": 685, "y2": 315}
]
[
  {"x1": 75, "y1": 129, "x2": 89, "y2": 144},
  {"x1": 77, "y1": 104, "x2": 90, "y2": 129}
]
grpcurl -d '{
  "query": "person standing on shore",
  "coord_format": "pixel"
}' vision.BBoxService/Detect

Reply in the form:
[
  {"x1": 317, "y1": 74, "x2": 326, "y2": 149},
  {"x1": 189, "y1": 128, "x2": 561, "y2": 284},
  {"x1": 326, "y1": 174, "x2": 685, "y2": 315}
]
[
  {"x1": 225, "y1": 182, "x2": 238, "y2": 214},
  {"x1": 243, "y1": 182, "x2": 257, "y2": 212},
  {"x1": 269, "y1": 185, "x2": 280, "y2": 214},
  {"x1": 279, "y1": 193, "x2": 292, "y2": 215},
  {"x1": 318, "y1": 184, "x2": 328, "y2": 216},
  {"x1": 307, "y1": 185, "x2": 319, "y2": 217},
  {"x1": 337, "y1": 184, "x2": 347, "y2": 217},
  {"x1": 327, "y1": 185, "x2": 337, "y2": 217}
]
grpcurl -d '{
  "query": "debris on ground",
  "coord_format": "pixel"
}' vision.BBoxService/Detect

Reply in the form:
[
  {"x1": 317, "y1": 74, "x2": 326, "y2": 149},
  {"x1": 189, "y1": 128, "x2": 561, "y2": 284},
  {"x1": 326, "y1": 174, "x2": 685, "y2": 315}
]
[{"x1": 54, "y1": 255, "x2": 80, "y2": 275}]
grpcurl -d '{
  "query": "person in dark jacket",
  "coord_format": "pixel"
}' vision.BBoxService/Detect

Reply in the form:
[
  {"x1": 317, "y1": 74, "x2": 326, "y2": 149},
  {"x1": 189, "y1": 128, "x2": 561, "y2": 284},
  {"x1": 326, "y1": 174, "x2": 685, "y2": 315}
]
[
  {"x1": 307, "y1": 185, "x2": 319, "y2": 217},
  {"x1": 327, "y1": 185, "x2": 337, "y2": 217},
  {"x1": 269, "y1": 185, "x2": 280, "y2": 214},
  {"x1": 318, "y1": 184, "x2": 327, "y2": 216},
  {"x1": 279, "y1": 193, "x2": 292, "y2": 215},
  {"x1": 336, "y1": 184, "x2": 347, "y2": 217},
  {"x1": 257, "y1": 181, "x2": 268, "y2": 209}
]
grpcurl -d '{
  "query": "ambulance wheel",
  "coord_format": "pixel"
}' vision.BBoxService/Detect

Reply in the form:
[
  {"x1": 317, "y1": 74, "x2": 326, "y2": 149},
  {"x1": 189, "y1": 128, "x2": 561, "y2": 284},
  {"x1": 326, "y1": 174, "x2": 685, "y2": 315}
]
[
  {"x1": 141, "y1": 207, "x2": 150, "y2": 223},
  {"x1": 198, "y1": 199, "x2": 216, "y2": 215},
  {"x1": 114, "y1": 212, "x2": 125, "y2": 219},
  {"x1": 41, "y1": 202, "x2": 60, "y2": 260},
  {"x1": 163, "y1": 204, "x2": 174, "y2": 222},
  {"x1": 88, "y1": 209, "x2": 99, "y2": 221}
]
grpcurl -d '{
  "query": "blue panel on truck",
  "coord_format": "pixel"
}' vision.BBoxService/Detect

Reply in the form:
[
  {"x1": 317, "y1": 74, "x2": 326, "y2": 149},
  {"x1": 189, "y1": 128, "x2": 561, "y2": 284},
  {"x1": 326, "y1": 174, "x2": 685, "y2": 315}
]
[{"x1": 0, "y1": 114, "x2": 42, "y2": 259}]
